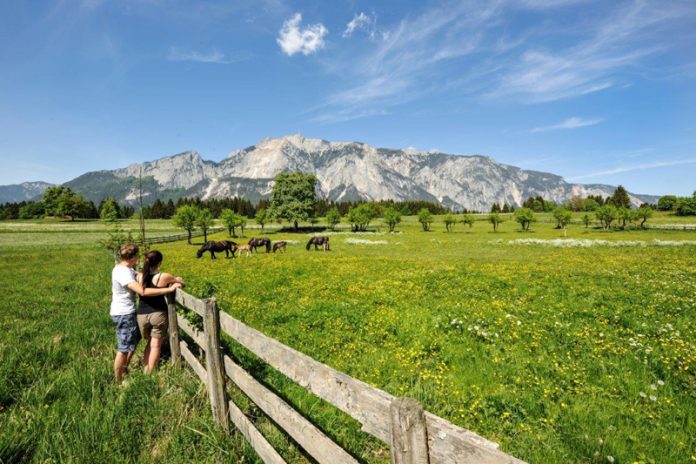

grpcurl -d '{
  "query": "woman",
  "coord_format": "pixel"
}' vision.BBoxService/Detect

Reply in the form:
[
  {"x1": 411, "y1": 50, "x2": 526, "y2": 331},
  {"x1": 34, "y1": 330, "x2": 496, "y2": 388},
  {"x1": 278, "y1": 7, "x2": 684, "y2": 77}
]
[
  {"x1": 111, "y1": 244, "x2": 180, "y2": 384},
  {"x1": 137, "y1": 250, "x2": 185, "y2": 374}
]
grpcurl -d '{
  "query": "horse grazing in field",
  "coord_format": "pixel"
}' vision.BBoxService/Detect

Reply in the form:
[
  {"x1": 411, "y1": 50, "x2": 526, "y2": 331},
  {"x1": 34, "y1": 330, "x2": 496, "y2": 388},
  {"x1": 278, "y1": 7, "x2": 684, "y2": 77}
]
[
  {"x1": 234, "y1": 244, "x2": 251, "y2": 257},
  {"x1": 272, "y1": 241, "x2": 287, "y2": 253},
  {"x1": 306, "y1": 236, "x2": 330, "y2": 251},
  {"x1": 248, "y1": 237, "x2": 271, "y2": 253},
  {"x1": 196, "y1": 241, "x2": 237, "y2": 259}
]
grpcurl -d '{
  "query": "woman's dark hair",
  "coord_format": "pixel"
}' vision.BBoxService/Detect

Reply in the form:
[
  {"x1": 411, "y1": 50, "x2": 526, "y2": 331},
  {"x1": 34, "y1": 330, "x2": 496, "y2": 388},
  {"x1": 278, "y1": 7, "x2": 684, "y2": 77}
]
[{"x1": 141, "y1": 250, "x2": 163, "y2": 288}]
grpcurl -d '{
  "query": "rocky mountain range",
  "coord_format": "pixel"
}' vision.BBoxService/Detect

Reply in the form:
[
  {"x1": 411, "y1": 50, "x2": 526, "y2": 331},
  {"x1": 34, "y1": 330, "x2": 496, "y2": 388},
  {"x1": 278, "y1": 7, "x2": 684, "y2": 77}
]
[
  {"x1": 3, "y1": 135, "x2": 659, "y2": 210},
  {"x1": 0, "y1": 181, "x2": 54, "y2": 203}
]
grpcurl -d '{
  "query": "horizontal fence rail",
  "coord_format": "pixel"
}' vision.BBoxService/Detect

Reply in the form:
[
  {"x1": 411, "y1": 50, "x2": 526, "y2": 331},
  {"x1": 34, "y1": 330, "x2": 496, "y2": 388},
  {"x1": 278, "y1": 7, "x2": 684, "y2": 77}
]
[
  {"x1": 142, "y1": 226, "x2": 226, "y2": 245},
  {"x1": 644, "y1": 223, "x2": 696, "y2": 230},
  {"x1": 167, "y1": 289, "x2": 526, "y2": 464}
]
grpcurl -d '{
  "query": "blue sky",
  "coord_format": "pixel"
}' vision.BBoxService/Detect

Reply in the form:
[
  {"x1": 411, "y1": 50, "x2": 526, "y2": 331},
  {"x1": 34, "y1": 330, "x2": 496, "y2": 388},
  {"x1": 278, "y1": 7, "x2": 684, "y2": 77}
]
[{"x1": 1, "y1": 0, "x2": 694, "y2": 196}]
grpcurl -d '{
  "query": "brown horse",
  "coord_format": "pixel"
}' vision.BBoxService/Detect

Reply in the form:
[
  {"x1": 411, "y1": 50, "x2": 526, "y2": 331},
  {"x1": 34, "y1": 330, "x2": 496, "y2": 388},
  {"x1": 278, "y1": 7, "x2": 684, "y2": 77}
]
[
  {"x1": 272, "y1": 241, "x2": 287, "y2": 253},
  {"x1": 248, "y1": 237, "x2": 271, "y2": 253},
  {"x1": 196, "y1": 241, "x2": 237, "y2": 259},
  {"x1": 306, "y1": 236, "x2": 330, "y2": 251}
]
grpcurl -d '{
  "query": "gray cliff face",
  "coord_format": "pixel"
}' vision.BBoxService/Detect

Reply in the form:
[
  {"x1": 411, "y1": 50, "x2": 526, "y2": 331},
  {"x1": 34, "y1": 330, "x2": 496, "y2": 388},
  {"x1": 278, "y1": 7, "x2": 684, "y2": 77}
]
[
  {"x1": 0, "y1": 181, "x2": 54, "y2": 203},
  {"x1": 55, "y1": 134, "x2": 659, "y2": 208}
]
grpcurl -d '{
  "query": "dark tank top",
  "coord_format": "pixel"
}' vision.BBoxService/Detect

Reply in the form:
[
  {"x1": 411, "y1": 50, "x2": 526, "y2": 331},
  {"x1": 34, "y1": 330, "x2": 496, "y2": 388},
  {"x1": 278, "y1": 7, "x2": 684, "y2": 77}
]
[{"x1": 138, "y1": 273, "x2": 168, "y2": 313}]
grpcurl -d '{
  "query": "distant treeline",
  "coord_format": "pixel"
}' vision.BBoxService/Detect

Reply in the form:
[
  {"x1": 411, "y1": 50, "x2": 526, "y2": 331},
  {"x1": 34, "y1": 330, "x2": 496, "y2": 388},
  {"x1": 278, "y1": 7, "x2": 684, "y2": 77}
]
[{"x1": 0, "y1": 195, "x2": 452, "y2": 220}]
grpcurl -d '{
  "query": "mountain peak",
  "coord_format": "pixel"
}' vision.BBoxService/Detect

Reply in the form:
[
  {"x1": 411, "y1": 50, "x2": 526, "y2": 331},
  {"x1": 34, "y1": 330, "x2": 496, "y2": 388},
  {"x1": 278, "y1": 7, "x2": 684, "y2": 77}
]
[
  {"x1": 257, "y1": 134, "x2": 333, "y2": 153},
  {"x1": 15, "y1": 136, "x2": 659, "y2": 209},
  {"x1": 163, "y1": 150, "x2": 202, "y2": 162}
]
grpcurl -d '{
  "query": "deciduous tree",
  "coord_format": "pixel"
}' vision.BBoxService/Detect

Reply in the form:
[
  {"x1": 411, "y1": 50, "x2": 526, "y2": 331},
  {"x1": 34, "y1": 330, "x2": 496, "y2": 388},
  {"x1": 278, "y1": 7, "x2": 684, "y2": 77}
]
[
  {"x1": 383, "y1": 207, "x2": 401, "y2": 232},
  {"x1": 443, "y1": 213, "x2": 456, "y2": 232},
  {"x1": 514, "y1": 207, "x2": 535, "y2": 231},
  {"x1": 195, "y1": 208, "x2": 214, "y2": 242},
  {"x1": 488, "y1": 212, "x2": 503, "y2": 232},
  {"x1": 255, "y1": 208, "x2": 267, "y2": 231},
  {"x1": 173, "y1": 205, "x2": 199, "y2": 244},
  {"x1": 417, "y1": 208, "x2": 433, "y2": 231},
  {"x1": 267, "y1": 172, "x2": 317, "y2": 230},
  {"x1": 461, "y1": 214, "x2": 475, "y2": 230},
  {"x1": 347, "y1": 203, "x2": 377, "y2": 232},
  {"x1": 634, "y1": 206, "x2": 653, "y2": 228},
  {"x1": 326, "y1": 207, "x2": 341, "y2": 231},
  {"x1": 595, "y1": 204, "x2": 617, "y2": 230},
  {"x1": 553, "y1": 207, "x2": 572, "y2": 237},
  {"x1": 221, "y1": 209, "x2": 245, "y2": 237}
]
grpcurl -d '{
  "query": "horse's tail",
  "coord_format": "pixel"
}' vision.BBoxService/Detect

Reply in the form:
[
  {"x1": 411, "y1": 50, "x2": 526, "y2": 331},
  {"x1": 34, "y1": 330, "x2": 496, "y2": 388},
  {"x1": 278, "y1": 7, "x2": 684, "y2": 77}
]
[
  {"x1": 306, "y1": 238, "x2": 312, "y2": 250},
  {"x1": 265, "y1": 240, "x2": 271, "y2": 253}
]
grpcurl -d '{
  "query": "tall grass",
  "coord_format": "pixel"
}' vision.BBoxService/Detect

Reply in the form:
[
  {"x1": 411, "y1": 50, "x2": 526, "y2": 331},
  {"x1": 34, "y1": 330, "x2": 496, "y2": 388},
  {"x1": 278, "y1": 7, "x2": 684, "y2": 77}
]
[
  {"x1": 0, "y1": 245, "x2": 259, "y2": 463},
  {"x1": 1, "y1": 215, "x2": 694, "y2": 463}
]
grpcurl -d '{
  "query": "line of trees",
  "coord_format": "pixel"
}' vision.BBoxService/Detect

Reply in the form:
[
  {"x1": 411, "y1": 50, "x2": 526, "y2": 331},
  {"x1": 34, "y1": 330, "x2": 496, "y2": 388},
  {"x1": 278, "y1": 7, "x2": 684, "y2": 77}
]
[
  {"x1": 501, "y1": 186, "x2": 656, "y2": 215},
  {"x1": 0, "y1": 187, "x2": 135, "y2": 221},
  {"x1": 484, "y1": 204, "x2": 654, "y2": 233},
  {"x1": 657, "y1": 192, "x2": 696, "y2": 216}
]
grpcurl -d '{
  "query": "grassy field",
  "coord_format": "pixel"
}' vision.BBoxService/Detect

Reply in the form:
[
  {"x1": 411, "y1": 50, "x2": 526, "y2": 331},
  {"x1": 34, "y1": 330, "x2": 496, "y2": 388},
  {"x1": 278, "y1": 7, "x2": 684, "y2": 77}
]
[
  {"x1": 0, "y1": 238, "x2": 260, "y2": 463},
  {"x1": 1, "y1": 213, "x2": 695, "y2": 463}
]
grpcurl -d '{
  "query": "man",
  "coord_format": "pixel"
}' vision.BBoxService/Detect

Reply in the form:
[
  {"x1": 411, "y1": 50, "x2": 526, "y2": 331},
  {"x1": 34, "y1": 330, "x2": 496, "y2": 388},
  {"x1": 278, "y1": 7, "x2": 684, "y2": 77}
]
[{"x1": 111, "y1": 244, "x2": 180, "y2": 384}]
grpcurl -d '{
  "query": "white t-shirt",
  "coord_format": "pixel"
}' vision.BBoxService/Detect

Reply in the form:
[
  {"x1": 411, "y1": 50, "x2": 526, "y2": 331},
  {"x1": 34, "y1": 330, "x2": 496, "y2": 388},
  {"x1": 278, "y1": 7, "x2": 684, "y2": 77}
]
[{"x1": 111, "y1": 264, "x2": 137, "y2": 316}]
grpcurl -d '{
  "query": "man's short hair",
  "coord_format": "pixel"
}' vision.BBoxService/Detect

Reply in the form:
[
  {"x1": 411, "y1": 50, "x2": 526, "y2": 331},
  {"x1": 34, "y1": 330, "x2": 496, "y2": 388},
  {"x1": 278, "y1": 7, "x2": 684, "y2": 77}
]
[{"x1": 119, "y1": 243, "x2": 139, "y2": 261}]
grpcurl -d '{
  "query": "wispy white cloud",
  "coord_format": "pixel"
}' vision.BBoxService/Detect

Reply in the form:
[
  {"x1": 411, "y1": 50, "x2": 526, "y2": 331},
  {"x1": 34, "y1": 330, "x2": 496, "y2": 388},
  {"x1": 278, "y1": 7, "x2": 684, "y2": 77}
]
[
  {"x1": 277, "y1": 13, "x2": 327, "y2": 56},
  {"x1": 568, "y1": 159, "x2": 696, "y2": 181},
  {"x1": 313, "y1": 2, "x2": 502, "y2": 122},
  {"x1": 530, "y1": 116, "x2": 603, "y2": 133},
  {"x1": 311, "y1": 0, "x2": 694, "y2": 123},
  {"x1": 488, "y1": 1, "x2": 691, "y2": 102},
  {"x1": 167, "y1": 47, "x2": 246, "y2": 64},
  {"x1": 343, "y1": 12, "x2": 377, "y2": 39}
]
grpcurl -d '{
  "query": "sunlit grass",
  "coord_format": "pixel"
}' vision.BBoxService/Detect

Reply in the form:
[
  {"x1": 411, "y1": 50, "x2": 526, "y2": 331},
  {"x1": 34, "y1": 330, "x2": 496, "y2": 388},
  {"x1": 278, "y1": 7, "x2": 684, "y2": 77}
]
[{"x1": 1, "y1": 214, "x2": 694, "y2": 463}]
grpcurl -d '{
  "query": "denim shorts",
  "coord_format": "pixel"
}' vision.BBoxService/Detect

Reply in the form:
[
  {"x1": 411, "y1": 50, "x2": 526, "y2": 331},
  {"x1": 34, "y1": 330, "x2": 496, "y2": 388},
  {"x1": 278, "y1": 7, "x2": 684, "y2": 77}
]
[{"x1": 112, "y1": 313, "x2": 141, "y2": 353}]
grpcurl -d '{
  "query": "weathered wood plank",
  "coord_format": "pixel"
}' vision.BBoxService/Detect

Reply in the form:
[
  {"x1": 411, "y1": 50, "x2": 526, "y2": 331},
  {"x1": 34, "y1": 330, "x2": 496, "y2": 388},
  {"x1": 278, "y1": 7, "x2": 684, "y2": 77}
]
[
  {"x1": 218, "y1": 311, "x2": 526, "y2": 464},
  {"x1": 177, "y1": 313, "x2": 206, "y2": 350},
  {"x1": 219, "y1": 310, "x2": 394, "y2": 442},
  {"x1": 203, "y1": 299, "x2": 230, "y2": 432},
  {"x1": 390, "y1": 398, "x2": 429, "y2": 464},
  {"x1": 166, "y1": 293, "x2": 180, "y2": 367},
  {"x1": 223, "y1": 355, "x2": 358, "y2": 464},
  {"x1": 180, "y1": 340, "x2": 207, "y2": 385},
  {"x1": 175, "y1": 288, "x2": 207, "y2": 317},
  {"x1": 227, "y1": 399, "x2": 286, "y2": 464},
  {"x1": 425, "y1": 413, "x2": 526, "y2": 464}
]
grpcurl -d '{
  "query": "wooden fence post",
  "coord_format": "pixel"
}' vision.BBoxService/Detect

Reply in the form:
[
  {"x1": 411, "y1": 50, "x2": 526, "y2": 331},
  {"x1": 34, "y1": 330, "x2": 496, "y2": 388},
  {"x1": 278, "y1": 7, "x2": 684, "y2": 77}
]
[
  {"x1": 166, "y1": 293, "x2": 180, "y2": 367},
  {"x1": 390, "y1": 397, "x2": 429, "y2": 464},
  {"x1": 203, "y1": 298, "x2": 230, "y2": 432}
]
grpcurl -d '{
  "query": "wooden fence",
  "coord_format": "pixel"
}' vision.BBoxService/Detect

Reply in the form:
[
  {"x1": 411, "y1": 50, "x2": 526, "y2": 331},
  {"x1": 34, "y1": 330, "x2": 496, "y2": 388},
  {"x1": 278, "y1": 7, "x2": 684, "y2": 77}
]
[
  {"x1": 143, "y1": 227, "x2": 225, "y2": 245},
  {"x1": 166, "y1": 289, "x2": 526, "y2": 464},
  {"x1": 644, "y1": 223, "x2": 696, "y2": 231}
]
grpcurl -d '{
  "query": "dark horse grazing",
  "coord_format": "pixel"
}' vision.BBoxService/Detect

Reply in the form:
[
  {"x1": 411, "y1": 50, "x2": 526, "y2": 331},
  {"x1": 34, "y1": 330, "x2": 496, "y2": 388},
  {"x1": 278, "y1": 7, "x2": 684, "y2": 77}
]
[
  {"x1": 306, "y1": 236, "x2": 330, "y2": 251},
  {"x1": 248, "y1": 237, "x2": 271, "y2": 253},
  {"x1": 196, "y1": 240, "x2": 237, "y2": 259},
  {"x1": 272, "y1": 241, "x2": 287, "y2": 253}
]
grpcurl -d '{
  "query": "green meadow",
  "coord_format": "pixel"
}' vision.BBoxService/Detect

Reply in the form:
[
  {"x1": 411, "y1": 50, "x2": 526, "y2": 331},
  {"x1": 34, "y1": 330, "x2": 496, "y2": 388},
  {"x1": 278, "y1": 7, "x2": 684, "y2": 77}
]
[{"x1": 1, "y1": 213, "x2": 694, "y2": 463}]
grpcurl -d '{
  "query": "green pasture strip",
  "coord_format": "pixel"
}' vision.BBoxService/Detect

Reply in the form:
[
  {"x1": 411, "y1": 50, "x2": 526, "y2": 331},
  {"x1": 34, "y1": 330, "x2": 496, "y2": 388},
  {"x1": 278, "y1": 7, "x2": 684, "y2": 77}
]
[
  {"x1": 0, "y1": 216, "x2": 694, "y2": 463},
  {"x1": 0, "y1": 245, "x2": 260, "y2": 463},
  {"x1": 155, "y1": 220, "x2": 695, "y2": 464}
]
